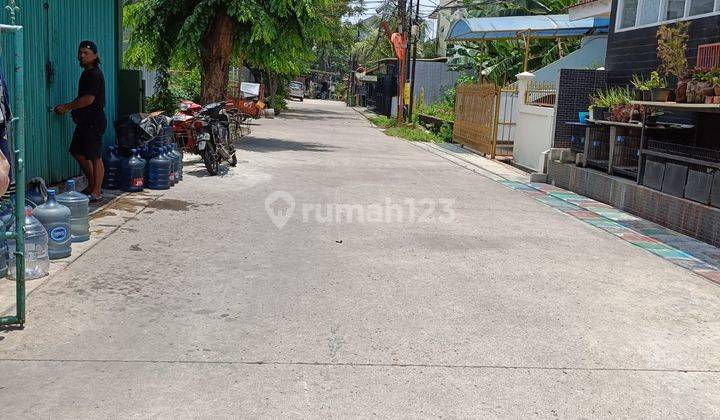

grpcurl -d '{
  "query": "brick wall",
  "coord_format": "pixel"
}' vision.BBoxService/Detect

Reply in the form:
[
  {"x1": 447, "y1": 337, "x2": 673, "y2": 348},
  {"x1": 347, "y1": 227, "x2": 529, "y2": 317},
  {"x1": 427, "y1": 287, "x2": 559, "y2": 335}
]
[{"x1": 553, "y1": 69, "x2": 608, "y2": 148}]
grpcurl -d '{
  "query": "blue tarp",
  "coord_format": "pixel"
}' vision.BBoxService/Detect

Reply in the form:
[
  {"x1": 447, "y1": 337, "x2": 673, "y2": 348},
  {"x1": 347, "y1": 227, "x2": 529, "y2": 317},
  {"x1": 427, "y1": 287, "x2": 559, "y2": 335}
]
[{"x1": 447, "y1": 14, "x2": 609, "y2": 42}]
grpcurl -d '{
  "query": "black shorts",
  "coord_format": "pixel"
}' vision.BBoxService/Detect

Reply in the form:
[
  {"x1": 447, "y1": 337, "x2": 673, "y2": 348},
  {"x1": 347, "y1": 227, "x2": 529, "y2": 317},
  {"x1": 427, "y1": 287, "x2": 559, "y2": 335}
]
[{"x1": 70, "y1": 120, "x2": 106, "y2": 160}]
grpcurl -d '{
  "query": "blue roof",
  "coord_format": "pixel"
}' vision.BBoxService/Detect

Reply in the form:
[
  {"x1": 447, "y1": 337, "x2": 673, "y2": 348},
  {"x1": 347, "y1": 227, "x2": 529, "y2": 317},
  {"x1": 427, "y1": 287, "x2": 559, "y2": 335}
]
[{"x1": 447, "y1": 14, "x2": 609, "y2": 42}]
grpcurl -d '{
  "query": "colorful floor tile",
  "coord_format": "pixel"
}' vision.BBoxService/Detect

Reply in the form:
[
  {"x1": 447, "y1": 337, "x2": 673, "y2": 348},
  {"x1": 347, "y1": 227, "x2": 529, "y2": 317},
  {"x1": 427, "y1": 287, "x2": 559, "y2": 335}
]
[
  {"x1": 420, "y1": 143, "x2": 720, "y2": 285},
  {"x1": 498, "y1": 172, "x2": 720, "y2": 284}
]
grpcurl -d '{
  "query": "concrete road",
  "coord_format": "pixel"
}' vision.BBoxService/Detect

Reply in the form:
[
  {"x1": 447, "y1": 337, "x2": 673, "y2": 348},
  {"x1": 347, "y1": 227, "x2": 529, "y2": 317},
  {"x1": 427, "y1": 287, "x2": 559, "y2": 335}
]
[{"x1": 1, "y1": 99, "x2": 719, "y2": 418}]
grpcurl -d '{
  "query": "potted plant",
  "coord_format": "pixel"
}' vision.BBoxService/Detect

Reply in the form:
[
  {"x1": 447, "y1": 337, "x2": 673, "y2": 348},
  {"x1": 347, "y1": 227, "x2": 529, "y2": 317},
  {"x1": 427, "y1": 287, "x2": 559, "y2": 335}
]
[
  {"x1": 589, "y1": 90, "x2": 611, "y2": 120},
  {"x1": 688, "y1": 67, "x2": 718, "y2": 103},
  {"x1": 646, "y1": 71, "x2": 671, "y2": 102},
  {"x1": 608, "y1": 87, "x2": 634, "y2": 122},
  {"x1": 657, "y1": 22, "x2": 690, "y2": 102},
  {"x1": 591, "y1": 87, "x2": 633, "y2": 121},
  {"x1": 631, "y1": 74, "x2": 650, "y2": 101}
]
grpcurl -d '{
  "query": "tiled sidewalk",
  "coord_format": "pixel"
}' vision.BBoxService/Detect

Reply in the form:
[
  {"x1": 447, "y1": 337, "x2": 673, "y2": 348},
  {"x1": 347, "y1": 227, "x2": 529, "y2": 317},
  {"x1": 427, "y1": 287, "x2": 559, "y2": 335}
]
[{"x1": 412, "y1": 141, "x2": 720, "y2": 285}]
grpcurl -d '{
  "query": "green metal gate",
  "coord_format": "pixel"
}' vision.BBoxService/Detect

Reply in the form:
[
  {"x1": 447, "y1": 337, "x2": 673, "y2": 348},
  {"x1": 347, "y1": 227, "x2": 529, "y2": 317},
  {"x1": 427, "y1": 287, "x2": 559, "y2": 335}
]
[
  {"x1": 0, "y1": 0, "x2": 119, "y2": 184},
  {"x1": 0, "y1": 17, "x2": 28, "y2": 327}
]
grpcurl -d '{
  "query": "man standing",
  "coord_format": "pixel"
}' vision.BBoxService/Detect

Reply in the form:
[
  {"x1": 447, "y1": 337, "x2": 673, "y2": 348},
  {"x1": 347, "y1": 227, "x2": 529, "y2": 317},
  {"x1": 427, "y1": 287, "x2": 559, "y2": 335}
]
[{"x1": 54, "y1": 40, "x2": 106, "y2": 202}]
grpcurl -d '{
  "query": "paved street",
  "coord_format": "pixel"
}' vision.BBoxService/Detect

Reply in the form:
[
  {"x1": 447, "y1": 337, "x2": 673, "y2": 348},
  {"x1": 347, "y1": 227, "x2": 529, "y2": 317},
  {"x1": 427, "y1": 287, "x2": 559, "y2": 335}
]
[{"x1": 1, "y1": 99, "x2": 720, "y2": 418}]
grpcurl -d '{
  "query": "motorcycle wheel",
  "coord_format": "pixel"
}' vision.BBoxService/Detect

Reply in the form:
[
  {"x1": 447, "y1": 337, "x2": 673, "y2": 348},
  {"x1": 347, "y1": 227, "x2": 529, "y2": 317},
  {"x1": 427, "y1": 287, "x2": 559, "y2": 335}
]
[
  {"x1": 229, "y1": 153, "x2": 238, "y2": 167},
  {"x1": 202, "y1": 144, "x2": 219, "y2": 176}
]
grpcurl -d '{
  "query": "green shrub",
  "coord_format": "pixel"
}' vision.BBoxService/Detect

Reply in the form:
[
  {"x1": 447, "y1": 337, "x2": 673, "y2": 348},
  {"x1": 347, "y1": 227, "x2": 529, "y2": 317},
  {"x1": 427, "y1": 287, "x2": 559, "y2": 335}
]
[
  {"x1": 368, "y1": 115, "x2": 396, "y2": 128},
  {"x1": 438, "y1": 122, "x2": 454, "y2": 142},
  {"x1": 385, "y1": 126, "x2": 443, "y2": 143}
]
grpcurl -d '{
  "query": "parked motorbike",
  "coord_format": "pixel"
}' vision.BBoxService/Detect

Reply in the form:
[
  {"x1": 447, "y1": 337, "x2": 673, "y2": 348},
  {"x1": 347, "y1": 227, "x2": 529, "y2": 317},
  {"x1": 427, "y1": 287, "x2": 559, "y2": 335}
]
[{"x1": 172, "y1": 100, "x2": 238, "y2": 176}]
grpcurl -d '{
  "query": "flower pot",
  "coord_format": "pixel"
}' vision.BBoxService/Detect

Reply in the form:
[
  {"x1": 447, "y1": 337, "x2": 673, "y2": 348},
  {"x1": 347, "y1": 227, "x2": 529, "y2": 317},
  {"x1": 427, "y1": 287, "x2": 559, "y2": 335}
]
[
  {"x1": 633, "y1": 89, "x2": 645, "y2": 101},
  {"x1": 715, "y1": 85, "x2": 720, "y2": 96},
  {"x1": 651, "y1": 88, "x2": 672, "y2": 102},
  {"x1": 675, "y1": 80, "x2": 688, "y2": 103},
  {"x1": 642, "y1": 90, "x2": 652, "y2": 101},
  {"x1": 603, "y1": 111, "x2": 613, "y2": 121},
  {"x1": 696, "y1": 81, "x2": 713, "y2": 103},
  {"x1": 590, "y1": 107, "x2": 606, "y2": 121}
]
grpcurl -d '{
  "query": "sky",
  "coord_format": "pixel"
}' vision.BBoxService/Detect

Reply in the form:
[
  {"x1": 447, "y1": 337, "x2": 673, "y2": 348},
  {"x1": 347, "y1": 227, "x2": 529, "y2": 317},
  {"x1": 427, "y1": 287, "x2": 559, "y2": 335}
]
[{"x1": 351, "y1": 0, "x2": 440, "y2": 38}]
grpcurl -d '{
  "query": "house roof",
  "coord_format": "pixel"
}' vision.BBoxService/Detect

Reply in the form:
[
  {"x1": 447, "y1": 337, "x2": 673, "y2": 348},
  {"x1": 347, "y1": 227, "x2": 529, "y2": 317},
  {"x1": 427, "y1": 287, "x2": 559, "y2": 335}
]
[
  {"x1": 446, "y1": 14, "x2": 609, "y2": 42},
  {"x1": 568, "y1": 0, "x2": 612, "y2": 21},
  {"x1": 428, "y1": 0, "x2": 464, "y2": 19}
]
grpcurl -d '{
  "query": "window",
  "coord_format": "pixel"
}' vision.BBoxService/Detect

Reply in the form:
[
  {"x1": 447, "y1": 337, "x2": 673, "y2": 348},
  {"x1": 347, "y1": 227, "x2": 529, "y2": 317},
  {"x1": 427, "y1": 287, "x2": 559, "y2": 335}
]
[
  {"x1": 616, "y1": 0, "x2": 720, "y2": 30},
  {"x1": 638, "y1": 0, "x2": 661, "y2": 24},
  {"x1": 620, "y1": 0, "x2": 640, "y2": 28},
  {"x1": 666, "y1": 0, "x2": 686, "y2": 19},
  {"x1": 690, "y1": 0, "x2": 715, "y2": 15}
]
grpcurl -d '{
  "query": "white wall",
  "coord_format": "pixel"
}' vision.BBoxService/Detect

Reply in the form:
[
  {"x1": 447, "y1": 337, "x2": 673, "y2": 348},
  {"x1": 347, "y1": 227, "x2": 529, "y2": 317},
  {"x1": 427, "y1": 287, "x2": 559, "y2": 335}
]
[
  {"x1": 532, "y1": 36, "x2": 608, "y2": 85},
  {"x1": 513, "y1": 72, "x2": 556, "y2": 172}
]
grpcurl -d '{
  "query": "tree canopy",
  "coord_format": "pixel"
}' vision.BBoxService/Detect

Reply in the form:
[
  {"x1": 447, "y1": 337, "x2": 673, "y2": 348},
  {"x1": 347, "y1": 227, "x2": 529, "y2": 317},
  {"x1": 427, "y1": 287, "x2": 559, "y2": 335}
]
[{"x1": 124, "y1": 0, "x2": 338, "y2": 103}]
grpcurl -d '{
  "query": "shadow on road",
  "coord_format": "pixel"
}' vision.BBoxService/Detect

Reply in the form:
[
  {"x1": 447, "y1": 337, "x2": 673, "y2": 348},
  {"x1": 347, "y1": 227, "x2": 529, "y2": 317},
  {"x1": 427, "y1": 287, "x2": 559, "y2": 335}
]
[
  {"x1": 278, "y1": 107, "x2": 349, "y2": 121},
  {"x1": 238, "y1": 137, "x2": 339, "y2": 153}
]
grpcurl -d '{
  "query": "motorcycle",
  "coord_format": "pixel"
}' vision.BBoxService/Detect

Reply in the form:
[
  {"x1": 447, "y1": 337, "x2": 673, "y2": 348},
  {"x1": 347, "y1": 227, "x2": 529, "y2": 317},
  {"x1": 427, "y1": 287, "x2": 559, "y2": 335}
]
[
  {"x1": 171, "y1": 100, "x2": 238, "y2": 176},
  {"x1": 194, "y1": 102, "x2": 238, "y2": 176}
]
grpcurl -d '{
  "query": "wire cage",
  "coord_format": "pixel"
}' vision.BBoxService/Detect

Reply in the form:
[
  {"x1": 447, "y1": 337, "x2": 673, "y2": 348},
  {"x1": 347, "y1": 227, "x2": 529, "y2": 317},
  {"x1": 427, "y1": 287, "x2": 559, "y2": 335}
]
[
  {"x1": 611, "y1": 128, "x2": 642, "y2": 178},
  {"x1": 568, "y1": 125, "x2": 587, "y2": 153},
  {"x1": 646, "y1": 139, "x2": 720, "y2": 163},
  {"x1": 585, "y1": 125, "x2": 610, "y2": 169}
]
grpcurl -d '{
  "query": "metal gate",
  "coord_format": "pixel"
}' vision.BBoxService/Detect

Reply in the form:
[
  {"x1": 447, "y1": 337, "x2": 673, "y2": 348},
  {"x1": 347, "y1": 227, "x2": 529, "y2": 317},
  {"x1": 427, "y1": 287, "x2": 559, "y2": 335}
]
[
  {"x1": 0, "y1": 0, "x2": 120, "y2": 184},
  {"x1": 453, "y1": 83, "x2": 517, "y2": 159},
  {"x1": 496, "y1": 85, "x2": 518, "y2": 157}
]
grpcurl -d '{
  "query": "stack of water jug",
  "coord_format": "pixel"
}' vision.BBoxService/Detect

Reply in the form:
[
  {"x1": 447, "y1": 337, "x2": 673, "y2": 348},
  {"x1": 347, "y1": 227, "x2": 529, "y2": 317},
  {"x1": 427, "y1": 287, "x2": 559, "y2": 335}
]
[
  {"x1": 103, "y1": 142, "x2": 183, "y2": 192},
  {"x1": 2, "y1": 179, "x2": 90, "y2": 280}
]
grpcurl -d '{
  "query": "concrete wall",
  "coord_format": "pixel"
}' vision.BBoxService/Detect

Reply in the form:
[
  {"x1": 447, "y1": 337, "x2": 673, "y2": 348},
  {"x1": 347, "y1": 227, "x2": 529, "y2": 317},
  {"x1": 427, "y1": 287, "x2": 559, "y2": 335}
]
[
  {"x1": 513, "y1": 72, "x2": 556, "y2": 172},
  {"x1": 532, "y1": 36, "x2": 608, "y2": 85},
  {"x1": 412, "y1": 61, "x2": 463, "y2": 106}
]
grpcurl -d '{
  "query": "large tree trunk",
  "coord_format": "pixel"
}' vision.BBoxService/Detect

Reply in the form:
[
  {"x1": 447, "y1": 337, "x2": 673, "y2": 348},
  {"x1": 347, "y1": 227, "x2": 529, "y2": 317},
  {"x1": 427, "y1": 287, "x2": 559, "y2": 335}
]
[
  {"x1": 267, "y1": 70, "x2": 278, "y2": 109},
  {"x1": 200, "y1": 10, "x2": 236, "y2": 103}
]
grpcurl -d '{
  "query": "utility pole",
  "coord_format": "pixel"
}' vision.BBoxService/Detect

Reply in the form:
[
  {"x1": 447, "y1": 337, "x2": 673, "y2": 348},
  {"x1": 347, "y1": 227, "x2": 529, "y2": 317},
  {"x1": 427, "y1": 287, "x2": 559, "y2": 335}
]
[
  {"x1": 408, "y1": 0, "x2": 421, "y2": 120},
  {"x1": 396, "y1": 0, "x2": 407, "y2": 125}
]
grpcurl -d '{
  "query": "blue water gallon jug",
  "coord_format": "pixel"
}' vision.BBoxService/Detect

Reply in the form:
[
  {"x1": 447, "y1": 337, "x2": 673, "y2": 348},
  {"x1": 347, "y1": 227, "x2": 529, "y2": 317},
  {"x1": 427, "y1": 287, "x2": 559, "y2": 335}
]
[
  {"x1": 147, "y1": 147, "x2": 171, "y2": 190},
  {"x1": 121, "y1": 149, "x2": 146, "y2": 192},
  {"x1": 9, "y1": 207, "x2": 49, "y2": 279},
  {"x1": 102, "y1": 146, "x2": 122, "y2": 190},
  {"x1": 140, "y1": 146, "x2": 152, "y2": 184},
  {"x1": 171, "y1": 144, "x2": 183, "y2": 182},
  {"x1": 57, "y1": 179, "x2": 90, "y2": 243},
  {"x1": 0, "y1": 201, "x2": 11, "y2": 278},
  {"x1": 27, "y1": 178, "x2": 47, "y2": 207},
  {"x1": 163, "y1": 147, "x2": 176, "y2": 186},
  {"x1": 32, "y1": 189, "x2": 72, "y2": 260}
]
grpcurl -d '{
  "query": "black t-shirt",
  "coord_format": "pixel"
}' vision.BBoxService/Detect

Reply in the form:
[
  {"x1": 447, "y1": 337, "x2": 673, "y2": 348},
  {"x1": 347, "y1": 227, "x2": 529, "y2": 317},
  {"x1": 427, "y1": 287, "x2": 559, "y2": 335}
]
[{"x1": 72, "y1": 66, "x2": 105, "y2": 125}]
